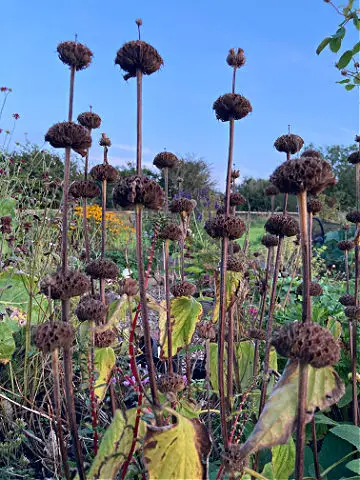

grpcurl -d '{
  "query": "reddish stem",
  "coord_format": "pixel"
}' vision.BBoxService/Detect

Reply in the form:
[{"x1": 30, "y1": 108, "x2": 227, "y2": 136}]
[
  {"x1": 87, "y1": 331, "x2": 98, "y2": 455},
  {"x1": 120, "y1": 391, "x2": 143, "y2": 479}
]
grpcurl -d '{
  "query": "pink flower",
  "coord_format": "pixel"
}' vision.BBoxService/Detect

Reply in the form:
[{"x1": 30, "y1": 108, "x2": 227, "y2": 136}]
[
  {"x1": 13, "y1": 113, "x2": 20, "y2": 120},
  {"x1": 248, "y1": 307, "x2": 258, "y2": 317}
]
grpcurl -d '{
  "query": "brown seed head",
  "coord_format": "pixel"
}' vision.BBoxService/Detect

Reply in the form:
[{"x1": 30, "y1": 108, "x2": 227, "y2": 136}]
[
  {"x1": 85, "y1": 259, "x2": 119, "y2": 279},
  {"x1": 346, "y1": 210, "x2": 360, "y2": 224},
  {"x1": 169, "y1": 197, "x2": 195, "y2": 215},
  {"x1": 232, "y1": 170, "x2": 241, "y2": 180},
  {"x1": 119, "y1": 278, "x2": 138, "y2": 297},
  {"x1": 274, "y1": 134, "x2": 304, "y2": 154},
  {"x1": 113, "y1": 175, "x2": 164, "y2": 210},
  {"x1": 337, "y1": 240, "x2": 355, "y2": 251},
  {"x1": 198, "y1": 321, "x2": 217, "y2": 341},
  {"x1": 248, "y1": 328, "x2": 266, "y2": 341},
  {"x1": 230, "y1": 242, "x2": 241, "y2": 253},
  {"x1": 115, "y1": 40, "x2": 163, "y2": 80},
  {"x1": 171, "y1": 281, "x2": 196, "y2": 298},
  {"x1": 40, "y1": 270, "x2": 90, "y2": 300},
  {"x1": 213, "y1": 93, "x2": 252, "y2": 122},
  {"x1": 35, "y1": 321, "x2": 75, "y2": 353},
  {"x1": 261, "y1": 234, "x2": 278, "y2": 248},
  {"x1": 300, "y1": 149, "x2": 323, "y2": 159},
  {"x1": 57, "y1": 41, "x2": 93, "y2": 70},
  {"x1": 230, "y1": 193, "x2": 246, "y2": 206},
  {"x1": 69, "y1": 180, "x2": 100, "y2": 199},
  {"x1": 307, "y1": 198, "x2": 323, "y2": 214},
  {"x1": 90, "y1": 164, "x2": 119, "y2": 182},
  {"x1": 227, "y1": 255, "x2": 245, "y2": 272},
  {"x1": 99, "y1": 133, "x2": 111, "y2": 147},
  {"x1": 339, "y1": 294, "x2": 356, "y2": 306},
  {"x1": 159, "y1": 223, "x2": 183, "y2": 241},
  {"x1": 95, "y1": 326, "x2": 118, "y2": 348},
  {"x1": 77, "y1": 111, "x2": 101, "y2": 130},
  {"x1": 75, "y1": 298, "x2": 107, "y2": 324},
  {"x1": 344, "y1": 306, "x2": 360, "y2": 319},
  {"x1": 153, "y1": 151, "x2": 178, "y2": 170},
  {"x1": 204, "y1": 214, "x2": 246, "y2": 240},
  {"x1": 264, "y1": 184, "x2": 279, "y2": 196},
  {"x1": 45, "y1": 122, "x2": 92, "y2": 157},
  {"x1": 296, "y1": 282, "x2": 323, "y2": 297},
  {"x1": 347, "y1": 151, "x2": 360, "y2": 165},
  {"x1": 226, "y1": 48, "x2": 246, "y2": 68},
  {"x1": 0, "y1": 216, "x2": 12, "y2": 234},
  {"x1": 264, "y1": 214, "x2": 299, "y2": 237},
  {"x1": 157, "y1": 373, "x2": 186, "y2": 394},
  {"x1": 222, "y1": 445, "x2": 248, "y2": 476}
]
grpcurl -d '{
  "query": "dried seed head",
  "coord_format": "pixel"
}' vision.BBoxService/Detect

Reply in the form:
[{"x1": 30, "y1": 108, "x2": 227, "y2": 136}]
[
  {"x1": 344, "y1": 306, "x2": 360, "y2": 319},
  {"x1": 227, "y1": 255, "x2": 245, "y2": 272},
  {"x1": 222, "y1": 445, "x2": 248, "y2": 476},
  {"x1": 95, "y1": 326, "x2": 118, "y2": 348},
  {"x1": 204, "y1": 215, "x2": 246, "y2": 240},
  {"x1": 232, "y1": 170, "x2": 240, "y2": 180},
  {"x1": 157, "y1": 373, "x2": 186, "y2": 394},
  {"x1": 113, "y1": 175, "x2": 164, "y2": 210},
  {"x1": 0, "y1": 216, "x2": 12, "y2": 234},
  {"x1": 198, "y1": 322, "x2": 217, "y2": 341},
  {"x1": 339, "y1": 294, "x2": 356, "y2": 306},
  {"x1": 274, "y1": 134, "x2": 304, "y2": 154},
  {"x1": 169, "y1": 197, "x2": 195, "y2": 215},
  {"x1": 337, "y1": 240, "x2": 355, "y2": 251},
  {"x1": 45, "y1": 122, "x2": 92, "y2": 157},
  {"x1": 85, "y1": 259, "x2": 119, "y2": 279},
  {"x1": 307, "y1": 199, "x2": 323, "y2": 214},
  {"x1": 135, "y1": 18, "x2": 143, "y2": 27},
  {"x1": 346, "y1": 210, "x2": 360, "y2": 224},
  {"x1": 230, "y1": 193, "x2": 246, "y2": 206},
  {"x1": 270, "y1": 157, "x2": 336, "y2": 195},
  {"x1": 119, "y1": 278, "x2": 138, "y2": 297},
  {"x1": 171, "y1": 281, "x2": 196, "y2": 297},
  {"x1": 153, "y1": 151, "x2": 178, "y2": 170},
  {"x1": 264, "y1": 184, "x2": 279, "y2": 196},
  {"x1": 248, "y1": 328, "x2": 266, "y2": 341},
  {"x1": 347, "y1": 151, "x2": 360, "y2": 165},
  {"x1": 230, "y1": 242, "x2": 241, "y2": 253},
  {"x1": 77, "y1": 111, "x2": 101, "y2": 130},
  {"x1": 79, "y1": 292, "x2": 113, "y2": 306},
  {"x1": 99, "y1": 133, "x2": 111, "y2": 147},
  {"x1": 226, "y1": 48, "x2": 246, "y2": 68},
  {"x1": 264, "y1": 214, "x2": 300, "y2": 237},
  {"x1": 159, "y1": 223, "x2": 183, "y2": 241},
  {"x1": 57, "y1": 41, "x2": 93, "y2": 70},
  {"x1": 40, "y1": 270, "x2": 90, "y2": 300},
  {"x1": 213, "y1": 93, "x2": 252, "y2": 122},
  {"x1": 261, "y1": 234, "x2": 278, "y2": 248},
  {"x1": 115, "y1": 40, "x2": 163, "y2": 80},
  {"x1": 69, "y1": 180, "x2": 100, "y2": 199},
  {"x1": 75, "y1": 298, "x2": 107, "y2": 324},
  {"x1": 301, "y1": 149, "x2": 323, "y2": 159},
  {"x1": 90, "y1": 164, "x2": 119, "y2": 182},
  {"x1": 296, "y1": 282, "x2": 323, "y2": 297},
  {"x1": 35, "y1": 321, "x2": 75, "y2": 353},
  {"x1": 271, "y1": 321, "x2": 340, "y2": 368}
]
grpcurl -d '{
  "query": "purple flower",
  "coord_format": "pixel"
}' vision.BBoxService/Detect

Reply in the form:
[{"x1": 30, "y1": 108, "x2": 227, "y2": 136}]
[{"x1": 122, "y1": 375, "x2": 135, "y2": 387}]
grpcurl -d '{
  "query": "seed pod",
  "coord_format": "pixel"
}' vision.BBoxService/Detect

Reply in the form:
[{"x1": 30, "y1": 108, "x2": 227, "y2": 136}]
[
  {"x1": 248, "y1": 328, "x2": 266, "y2": 341},
  {"x1": 261, "y1": 234, "x2": 278, "y2": 248},
  {"x1": 157, "y1": 373, "x2": 185, "y2": 394},
  {"x1": 115, "y1": 40, "x2": 163, "y2": 80},
  {"x1": 113, "y1": 175, "x2": 164, "y2": 211},
  {"x1": 99, "y1": 133, "x2": 111, "y2": 147},
  {"x1": 57, "y1": 41, "x2": 93, "y2": 70},
  {"x1": 337, "y1": 240, "x2": 355, "y2": 251},
  {"x1": 69, "y1": 180, "x2": 100, "y2": 199},
  {"x1": 35, "y1": 321, "x2": 75, "y2": 353},
  {"x1": 264, "y1": 214, "x2": 299, "y2": 237},
  {"x1": 119, "y1": 278, "x2": 138, "y2": 297},
  {"x1": 77, "y1": 111, "x2": 101, "y2": 130},
  {"x1": 307, "y1": 199, "x2": 323, "y2": 214},
  {"x1": 226, "y1": 48, "x2": 246, "y2": 68},
  {"x1": 300, "y1": 149, "x2": 323, "y2": 159},
  {"x1": 347, "y1": 151, "x2": 360, "y2": 165},
  {"x1": 204, "y1": 215, "x2": 246, "y2": 240},
  {"x1": 346, "y1": 210, "x2": 360, "y2": 224},
  {"x1": 79, "y1": 292, "x2": 113, "y2": 306},
  {"x1": 270, "y1": 157, "x2": 336, "y2": 195},
  {"x1": 230, "y1": 193, "x2": 246, "y2": 206},
  {"x1": 232, "y1": 170, "x2": 240, "y2": 180},
  {"x1": 85, "y1": 259, "x2": 119, "y2": 279},
  {"x1": 213, "y1": 93, "x2": 252, "y2": 122},
  {"x1": 95, "y1": 326, "x2": 118, "y2": 348},
  {"x1": 198, "y1": 321, "x2": 216, "y2": 341},
  {"x1": 222, "y1": 445, "x2": 248, "y2": 476},
  {"x1": 171, "y1": 281, "x2": 196, "y2": 298},
  {"x1": 264, "y1": 184, "x2": 279, "y2": 196},
  {"x1": 169, "y1": 197, "x2": 196, "y2": 215},
  {"x1": 90, "y1": 164, "x2": 119, "y2": 182},
  {"x1": 75, "y1": 298, "x2": 107, "y2": 324},
  {"x1": 339, "y1": 294, "x2": 356, "y2": 306},
  {"x1": 296, "y1": 282, "x2": 323, "y2": 297},
  {"x1": 271, "y1": 321, "x2": 340, "y2": 368},
  {"x1": 274, "y1": 134, "x2": 304, "y2": 154},
  {"x1": 45, "y1": 122, "x2": 92, "y2": 157},
  {"x1": 40, "y1": 270, "x2": 90, "y2": 300},
  {"x1": 153, "y1": 151, "x2": 178, "y2": 170},
  {"x1": 344, "y1": 306, "x2": 360, "y2": 319},
  {"x1": 227, "y1": 255, "x2": 245, "y2": 272},
  {"x1": 159, "y1": 223, "x2": 183, "y2": 241}
]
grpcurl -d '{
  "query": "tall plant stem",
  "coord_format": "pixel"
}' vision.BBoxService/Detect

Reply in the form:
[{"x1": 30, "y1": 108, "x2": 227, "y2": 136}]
[
  {"x1": 253, "y1": 246, "x2": 274, "y2": 377},
  {"x1": 136, "y1": 70, "x2": 142, "y2": 175},
  {"x1": 68, "y1": 67, "x2": 75, "y2": 122},
  {"x1": 88, "y1": 320, "x2": 98, "y2": 454},
  {"x1": 51, "y1": 349, "x2": 70, "y2": 480},
  {"x1": 351, "y1": 318, "x2": 359, "y2": 425},
  {"x1": 100, "y1": 179, "x2": 107, "y2": 303},
  {"x1": 164, "y1": 167, "x2": 169, "y2": 213},
  {"x1": 295, "y1": 190, "x2": 311, "y2": 480},
  {"x1": 164, "y1": 239, "x2": 173, "y2": 373},
  {"x1": 345, "y1": 250, "x2": 350, "y2": 294}
]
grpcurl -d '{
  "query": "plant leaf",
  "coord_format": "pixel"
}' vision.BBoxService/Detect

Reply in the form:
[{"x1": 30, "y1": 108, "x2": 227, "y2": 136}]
[
  {"x1": 353, "y1": 41, "x2": 360, "y2": 54},
  {"x1": 144, "y1": 409, "x2": 211, "y2": 480},
  {"x1": 316, "y1": 37, "x2": 331, "y2": 55},
  {"x1": 327, "y1": 318, "x2": 342, "y2": 339},
  {"x1": 314, "y1": 412, "x2": 338, "y2": 426},
  {"x1": 330, "y1": 425, "x2": 360, "y2": 450},
  {"x1": 271, "y1": 436, "x2": 295, "y2": 480},
  {"x1": 236, "y1": 360, "x2": 345, "y2": 459},
  {"x1": 346, "y1": 459, "x2": 360, "y2": 475},
  {"x1": 330, "y1": 37, "x2": 342, "y2": 53},
  {"x1": 160, "y1": 297, "x2": 202, "y2": 358},
  {"x1": 94, "y1": 347, "x2": 116, "y2": 402},
  {"x1": 211, "y1": 271, "x2": 243, "y2": 323},
  {"x1": 345, "y1": 84, "x2": 356, "y2": 91},
  {"x1": 337, "y1": 50, "x2": 354, "y2": 69},
  {"x1": 0, "y1": 323, "x2": 15, "y2": 364}
]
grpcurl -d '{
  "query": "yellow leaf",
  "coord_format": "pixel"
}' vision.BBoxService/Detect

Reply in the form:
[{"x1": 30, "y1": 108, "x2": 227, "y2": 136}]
[{"x1": 94, "y1": 347, "x2": 116, "y2": 402}]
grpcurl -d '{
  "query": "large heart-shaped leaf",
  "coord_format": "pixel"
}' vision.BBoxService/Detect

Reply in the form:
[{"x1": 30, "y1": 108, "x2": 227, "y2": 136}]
[
  {"x1": 160, "y1": 297, "x2": 202, "y2": 358},
  {"x1": 94, "y1": 347, "x2": 116, "y2": 402},
  {"x1": 144, "y1": 409, "x2": 211, "y2": 480},
  {"x1": 237, "y1": 360, "x2": 345, "y2": 459}
]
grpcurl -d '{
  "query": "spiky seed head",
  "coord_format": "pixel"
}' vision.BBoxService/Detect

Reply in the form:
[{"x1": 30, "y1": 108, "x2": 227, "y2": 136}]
[
  {"x1": 135, "y1": 18, "x2": 143, "y2": 27},
  {"x1": 337, "y1": 240, "x2": 355, "y2": 251},
  {"x1": 307, "y1": 199, "x2": 323, "y2": 214},
  {"x1": 153, "y1": 151, "x2": 178, "y2": 170},
  {"x1": 300, "y1": 149, "x2": 323, "y2": 159},
  {"x1": 75, "y1": 298, "x2": 107, "y2": 324},
  {"x1": 248, "y1": 328, "x2": 266, "y2": 341},
  {"x1": 232, "y1": 170, "x2": 240, "y2": 179},
  {"x1": 347, "y1": 151, "x2": 360, "y2": 165},
  {"x1": 99, "y1": 133, "x2": 111, "y2": 147},
  {"x1": 159, "y1": 223, "x2": 183, "y2": 241},
  {"x1": 169, "y1": 197, "x2": 195, "y2": 215},
  {"x1": 85, "y1": 259, "x2": 119, "y2": 280},
  {"x1": 157, "y1": 373, "x2": 186, "y2": 394},
  {"x1": 264, "y1": 214, "x2": 300, "y2": 237},
  {"x1": 339, "y1": 294, "x2": 356, "y2": 306},
  {"x1": 95, "y1": 326, "x2": 118, "y2": 348},
  {"x1": 264, "y1": 184, "x2": 279, "y2": 196},
  {"x1": 222, "y1": 445, "x2": 248, "y2": 476},
  {"x1": 90, "y1": 164, "x2": 119, "y2": 182},
  {"x1": 296, "y1": 282, "x2": 323, "y2": 297},
  {"x1": 198, "y1": 322, "x2": 217, "y2": 341},
  {"x1": 68, "y1": 180, "x2": 100, "y2": 199},
  {"x1": 274, "y1": 134, "x2": 304, "y2": 154},
  {"x1": 230, "y1": 193, "x2": 246, "y2": 206},
  {"x1": 346, "y1": 210, "x2": 360, "y2": 224},
  {"x1": 113, "y1": 175, "x2": 165, "y2": 210},
  {"x1": 119, "y1": 278, "x2": 138, "y2": 297},
  {"x1": 204, "y1": 215, "x2": 246, "y2": 240},
  {"x1": 35, "y1": 321, "x2": 75, "y2": 353},
  {"x1": 115, "y1": 40, "x2": 163, "y2": 80},
  {"x1": 226, "y1": 48, "x2": 246, "y2": 68},
  {"x1": 261, "y1": 234, "x2": 278, "y2": 248},
  {"x1": 227, "y1": 255, "x2": 245, "y2": 272},
  {"x1": 45, "y1": 122, "x2": 92, "y2": 157},
  {"x1": 57, "y1": 41, "x2": 93, "y2": 70},
  {"x1": 77, "y1": 111, "x2": 101, "y2": 130},
  {"x1": 171, "y1": 281, "x2": 196, "y2": 298},
  {"x1": 344, "y1": 306, "x2": 360, "y2": 319},
  {"x1": 40, "y1": 270, "x2": 90, "y2": 300},
  {"x1": 213, "y1": 93, "x2": 252, "y2": 122}
]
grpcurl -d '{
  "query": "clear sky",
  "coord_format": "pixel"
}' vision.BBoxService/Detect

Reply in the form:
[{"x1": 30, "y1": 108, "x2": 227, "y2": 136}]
[{"x1": 1, "y1": 0, "x2": 359, "y2": 188}]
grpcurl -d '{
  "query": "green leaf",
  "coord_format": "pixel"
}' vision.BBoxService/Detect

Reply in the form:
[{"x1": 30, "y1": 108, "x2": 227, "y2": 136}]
[
  {"x1": 314, "y1": 412, "x2": 338, "y2": 426},
  {"x1": 353, "y1": 41, "x2": 360, "y2": 54},
  {"x1": 212, "y1": 271, "x2": 243, "y2": 323},
  {"x1": 328, "y1": 318, "x2": 342, "y2": 339},
  {"x1": 144, "y1": 409, "x2": 211, "y2": 480},
  {"x1": 160, "y1": 297, "x2": 202, "y2": 358},
  {"x1": 268, "y1": 347, "x2": 278, "y2": 393},
  {"x1": 176, "y1": 398, "x2": 200, "y2": 419},
  {"x1": 345, "y1": 84, "x2": 356, "y2": 91},
  {"x1": 272, "y1": 436, "x2": 295, "y2": 480},
  {"x1": 337, "y1": 50, "x2": 354, "y2": 69},
  {"x1": 236, "y1": 341, "x2": 256, "y2": 389},
  {"x1": 316, "y1": 37, "x2": 331, "y2": 55},
  {"x1": 0, "y1": 323, "x2": 15, "y2": 363},
  {"x1": 330, "y1": 425, "x2": 360, "y2": 450},
  {"x1": 330, "y1": 37, "x2": 342, "y2": 53},
  {"x1": 236, "y1": 361, "x2": 345, "y2": 459},
  {"x1": 337, "y1": 79, "x2": 351, "y2": 84},
  {"x1": 94, "y1": 347, "x2": 116, "y2": 402},
  {"x1": 353, "y1": 14, "x2": 360, "y2": 30},
  {"x1": 0, "y1": 197, "x2": 16, "y2": 218},
  {"x1": 346, "y1": 459, "x2": 360, "y2": 475},
  {"x1": 84, "y1": 408, "x2": 145, "y2": 480},
  {"x1": 333, "y1": 26, "x2": 346, "y2": 39}
]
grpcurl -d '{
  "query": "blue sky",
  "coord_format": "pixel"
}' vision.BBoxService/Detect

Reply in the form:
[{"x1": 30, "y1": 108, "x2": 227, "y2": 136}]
[{"x1": 1, "y1": 0, "x2": 359, "y2": 187}]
